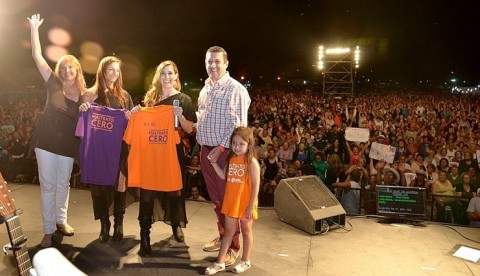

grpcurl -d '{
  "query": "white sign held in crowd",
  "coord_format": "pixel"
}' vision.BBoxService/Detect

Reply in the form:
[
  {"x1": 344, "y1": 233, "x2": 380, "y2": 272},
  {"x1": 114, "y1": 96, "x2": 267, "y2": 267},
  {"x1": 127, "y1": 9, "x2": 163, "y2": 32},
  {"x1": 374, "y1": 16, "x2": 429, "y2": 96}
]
[
  {"x1": 369, "y1": 142, "x2": 396, "y2": 163},
  {"x1": 345, "y1": 127, "x2": 370, "y2": 142}
]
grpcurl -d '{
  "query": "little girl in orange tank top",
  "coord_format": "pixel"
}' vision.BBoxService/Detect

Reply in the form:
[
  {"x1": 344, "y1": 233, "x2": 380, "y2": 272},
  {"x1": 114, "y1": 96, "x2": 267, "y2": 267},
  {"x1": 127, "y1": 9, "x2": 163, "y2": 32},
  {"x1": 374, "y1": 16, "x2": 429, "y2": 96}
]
[{"x1": 205, "y1": 126, "x2": 260, "y2": 275}]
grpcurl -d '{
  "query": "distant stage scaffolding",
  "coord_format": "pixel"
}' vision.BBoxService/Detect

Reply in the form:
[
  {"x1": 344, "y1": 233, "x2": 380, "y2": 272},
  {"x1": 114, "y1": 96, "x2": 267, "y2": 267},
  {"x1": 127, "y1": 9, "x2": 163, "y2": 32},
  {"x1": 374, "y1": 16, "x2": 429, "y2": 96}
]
[{"x1": 318, "y1": 46, "x2": 360, "y2": 97}]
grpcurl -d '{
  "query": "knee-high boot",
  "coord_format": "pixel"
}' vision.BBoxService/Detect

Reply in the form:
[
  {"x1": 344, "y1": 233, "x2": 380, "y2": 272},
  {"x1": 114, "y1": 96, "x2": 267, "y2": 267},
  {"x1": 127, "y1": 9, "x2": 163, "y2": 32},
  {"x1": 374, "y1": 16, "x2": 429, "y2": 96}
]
[
  {"x1": 112, "y1": 191, "x2": 126, "y2": 241},
  {"x1": 138, "y1": 201, "x2": 154, "y2": 256},
  {"x1": 170, "y1": 195, "x2": 185, "y2": 242},
  {"x1": 92, "y1": 190, "x2": 111, "y2": 243},
  {"x1": 99, "y1": 217, "x2": 111, "y2": 243},
  {"x1": 112, "y1": 211, "x2": 124, "y2": 241}
]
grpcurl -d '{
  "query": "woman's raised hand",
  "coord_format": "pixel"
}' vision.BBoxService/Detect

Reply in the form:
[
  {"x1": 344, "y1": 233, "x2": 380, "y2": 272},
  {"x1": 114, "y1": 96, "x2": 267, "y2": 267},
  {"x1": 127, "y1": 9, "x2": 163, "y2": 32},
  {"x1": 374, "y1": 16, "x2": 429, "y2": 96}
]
[{"x1": 27, "y1": 13, "x2": 44, "y2": 28}]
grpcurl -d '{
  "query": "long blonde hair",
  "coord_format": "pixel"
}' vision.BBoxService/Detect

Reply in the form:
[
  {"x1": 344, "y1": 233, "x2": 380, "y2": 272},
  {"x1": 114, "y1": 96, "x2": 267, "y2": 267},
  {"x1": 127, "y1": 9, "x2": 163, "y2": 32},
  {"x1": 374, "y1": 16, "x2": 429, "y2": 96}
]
[
  {"x1": 143, "y1": 60, "x2": 181, "y2": 107},
  {"x1": 54, "y1": 55, "x2": 86, "y2": 94},
  {"x1": 327, "y1": 153, "x2": 343, "y2": 172}
]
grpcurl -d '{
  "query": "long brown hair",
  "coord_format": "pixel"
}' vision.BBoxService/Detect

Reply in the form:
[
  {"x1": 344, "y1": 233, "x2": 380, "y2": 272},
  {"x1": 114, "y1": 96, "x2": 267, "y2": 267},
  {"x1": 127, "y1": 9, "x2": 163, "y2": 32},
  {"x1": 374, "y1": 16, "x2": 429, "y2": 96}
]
[
  {"x1": 91, "y1": 56, "x2": 127, "y2": 108},
  {"x1": 143, "y1": 60, "x2": 181, "y2": 107},
  {"x1": 225, "y1": 127, "x2": 257, "y2": 174}
]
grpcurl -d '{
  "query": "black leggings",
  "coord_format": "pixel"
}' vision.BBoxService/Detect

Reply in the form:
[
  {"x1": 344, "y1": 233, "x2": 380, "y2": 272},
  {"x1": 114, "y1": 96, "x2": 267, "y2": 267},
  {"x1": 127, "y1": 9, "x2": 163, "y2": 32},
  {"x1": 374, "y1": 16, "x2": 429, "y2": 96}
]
[
  {"x1": 139, "y1": 188, "x2": 187, "y2": 228},
  {"x1": 90, "y1": 184, "x2": 126, "y2": 220}
]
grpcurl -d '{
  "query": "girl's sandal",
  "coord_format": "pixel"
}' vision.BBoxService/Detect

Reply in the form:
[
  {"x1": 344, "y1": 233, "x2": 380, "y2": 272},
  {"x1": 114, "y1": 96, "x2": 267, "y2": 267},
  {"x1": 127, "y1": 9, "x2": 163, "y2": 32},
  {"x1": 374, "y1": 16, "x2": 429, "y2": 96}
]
[
  {"x1": 205, "y1": 262, "x2": 225, "y2": 275},
  {"x1": 232, "y1": 260, "x2": 251, "y2": 274}
]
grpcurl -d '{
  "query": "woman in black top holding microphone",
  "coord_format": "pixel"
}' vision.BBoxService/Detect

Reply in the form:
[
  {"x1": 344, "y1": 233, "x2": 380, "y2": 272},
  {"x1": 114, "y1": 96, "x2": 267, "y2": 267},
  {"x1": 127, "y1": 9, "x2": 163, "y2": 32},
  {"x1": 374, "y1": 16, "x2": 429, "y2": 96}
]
[{"x1": 138, "y1": 60, "x2": 196, "y2": 256}]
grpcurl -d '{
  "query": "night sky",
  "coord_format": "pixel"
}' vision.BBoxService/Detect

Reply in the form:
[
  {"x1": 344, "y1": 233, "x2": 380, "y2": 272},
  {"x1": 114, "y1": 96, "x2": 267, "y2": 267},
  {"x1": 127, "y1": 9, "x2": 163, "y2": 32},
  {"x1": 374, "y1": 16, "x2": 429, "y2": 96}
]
[{"x1": 0, "y1": 0, "x2": 479, "y2": 92}]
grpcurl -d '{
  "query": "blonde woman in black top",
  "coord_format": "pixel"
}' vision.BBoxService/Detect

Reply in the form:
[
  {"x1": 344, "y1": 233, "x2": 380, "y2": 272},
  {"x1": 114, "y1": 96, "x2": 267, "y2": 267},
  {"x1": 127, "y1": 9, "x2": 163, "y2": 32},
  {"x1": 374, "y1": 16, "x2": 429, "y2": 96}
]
[{"x1": 28, "y1": 14, "x2": 86, "y2": 248}]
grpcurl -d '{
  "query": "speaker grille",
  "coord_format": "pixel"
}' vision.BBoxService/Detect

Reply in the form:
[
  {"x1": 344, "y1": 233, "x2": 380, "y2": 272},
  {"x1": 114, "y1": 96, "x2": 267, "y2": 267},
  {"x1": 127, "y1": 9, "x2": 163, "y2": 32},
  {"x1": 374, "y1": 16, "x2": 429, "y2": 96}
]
[{"x1": 288, "y1": 177, "x2": 338, "y2": 210}]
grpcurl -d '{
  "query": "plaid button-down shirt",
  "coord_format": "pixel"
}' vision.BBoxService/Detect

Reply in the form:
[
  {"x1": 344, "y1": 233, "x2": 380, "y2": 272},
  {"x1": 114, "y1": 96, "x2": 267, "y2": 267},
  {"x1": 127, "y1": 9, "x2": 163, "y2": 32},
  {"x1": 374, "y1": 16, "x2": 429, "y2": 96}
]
[{"x1": 196, "y1": 72, "x2": 251, "y2": 148}]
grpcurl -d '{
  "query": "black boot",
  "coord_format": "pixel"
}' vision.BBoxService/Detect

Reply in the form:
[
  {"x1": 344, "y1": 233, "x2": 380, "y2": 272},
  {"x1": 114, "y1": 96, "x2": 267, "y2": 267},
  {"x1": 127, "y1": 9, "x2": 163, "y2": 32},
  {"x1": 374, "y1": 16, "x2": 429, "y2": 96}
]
[
  {"x1": 112, "y1": 213, "x2": 124, "y2": 241},
  {"x1": 138, "y1": 201, "x2": 153, "y2": 256},
  {"x1": 139, "y1": 229, "x2": 151, "y2": 256},
  {"x1": 99, "y1": 217, "x2": 111, "y2": 243},
  {"x1": 169, "y1": 194, "x2": 186, "y2": 242},
  {"x1": 112, "y1": 190, "x2": 126, "y2": 241},
  {"x1": 172, "y1": 225, "x2": 184, "y2": 242},
  {"x1": 113, "y1": 192, "x2": 127, "y2": 241}
]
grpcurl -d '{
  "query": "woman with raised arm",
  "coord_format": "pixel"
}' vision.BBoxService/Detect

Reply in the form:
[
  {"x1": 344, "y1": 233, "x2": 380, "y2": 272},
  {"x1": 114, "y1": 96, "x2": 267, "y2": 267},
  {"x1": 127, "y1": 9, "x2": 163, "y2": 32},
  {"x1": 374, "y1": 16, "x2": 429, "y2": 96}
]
[{"x1": 27, "y1": 14, "x2": 86, "y2": 248}]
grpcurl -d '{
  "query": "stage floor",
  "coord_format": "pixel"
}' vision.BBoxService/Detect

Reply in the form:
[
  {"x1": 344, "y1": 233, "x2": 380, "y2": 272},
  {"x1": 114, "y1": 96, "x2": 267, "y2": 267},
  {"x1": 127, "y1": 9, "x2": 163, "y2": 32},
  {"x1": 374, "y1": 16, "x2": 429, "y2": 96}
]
[{"x1": 1, "y1": 183, "x2": 479, "y2": 275}]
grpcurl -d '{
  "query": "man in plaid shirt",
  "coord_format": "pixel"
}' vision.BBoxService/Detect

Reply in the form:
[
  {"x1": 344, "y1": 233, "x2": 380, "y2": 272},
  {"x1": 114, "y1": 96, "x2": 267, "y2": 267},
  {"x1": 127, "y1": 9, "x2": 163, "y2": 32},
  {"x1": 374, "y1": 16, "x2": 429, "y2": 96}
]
[{"x1": 196, "y1": 46, "x2": 251, "y2": 266}]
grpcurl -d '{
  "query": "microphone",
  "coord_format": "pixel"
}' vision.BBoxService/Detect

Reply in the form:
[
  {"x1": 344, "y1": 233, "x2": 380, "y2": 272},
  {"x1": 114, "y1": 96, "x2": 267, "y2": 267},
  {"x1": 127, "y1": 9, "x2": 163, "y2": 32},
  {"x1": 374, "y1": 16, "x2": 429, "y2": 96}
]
[{"x1": 173, "y1": 99, "x2": 180, "y2": 130}]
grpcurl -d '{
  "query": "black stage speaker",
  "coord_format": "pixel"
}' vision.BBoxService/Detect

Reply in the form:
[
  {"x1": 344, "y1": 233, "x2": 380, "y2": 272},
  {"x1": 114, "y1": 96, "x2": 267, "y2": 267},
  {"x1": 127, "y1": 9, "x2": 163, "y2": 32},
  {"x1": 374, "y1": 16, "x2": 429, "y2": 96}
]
[{"x1": 274, "y1": 176, "x2": 346, "y2": 234}]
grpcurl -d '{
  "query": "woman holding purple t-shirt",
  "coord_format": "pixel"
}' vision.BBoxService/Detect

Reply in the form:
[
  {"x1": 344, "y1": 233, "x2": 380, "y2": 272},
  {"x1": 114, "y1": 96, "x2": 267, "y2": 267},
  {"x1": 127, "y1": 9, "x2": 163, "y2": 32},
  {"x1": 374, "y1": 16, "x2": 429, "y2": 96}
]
[{"x1": 80, "y1": 56, "x2": 134, "y2": 243}]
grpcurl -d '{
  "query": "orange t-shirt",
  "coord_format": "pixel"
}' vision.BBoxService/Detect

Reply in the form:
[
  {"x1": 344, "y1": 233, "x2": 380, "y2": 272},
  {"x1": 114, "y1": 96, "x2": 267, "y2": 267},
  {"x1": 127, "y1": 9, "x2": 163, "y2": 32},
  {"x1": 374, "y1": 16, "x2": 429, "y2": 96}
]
[
  {"x1": 221, "y1": 155, "x2": 258, "y2": 219},
  {"x1": 123, "y1": 106, "x2": 182, "y2": 191}
]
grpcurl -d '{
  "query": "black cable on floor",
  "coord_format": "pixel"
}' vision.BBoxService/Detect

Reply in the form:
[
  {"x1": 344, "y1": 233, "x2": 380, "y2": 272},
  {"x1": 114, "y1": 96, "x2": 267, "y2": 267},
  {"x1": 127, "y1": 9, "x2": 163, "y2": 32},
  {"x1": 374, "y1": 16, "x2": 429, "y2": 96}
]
[{"x1": 442, "y1": 224, "x2": 480, "y2": 244}]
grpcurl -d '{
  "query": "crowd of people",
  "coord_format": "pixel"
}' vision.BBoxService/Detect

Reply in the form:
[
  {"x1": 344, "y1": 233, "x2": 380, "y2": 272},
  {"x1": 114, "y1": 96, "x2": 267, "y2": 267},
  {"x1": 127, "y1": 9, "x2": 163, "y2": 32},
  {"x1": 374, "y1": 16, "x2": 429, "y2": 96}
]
[
  {"x1": 187, "y1": 87, "x2": 480, "y2": 225},
  {"x1": 0, "y1": 12, "x2": 479, "y2": 275},
  {"x1": 3, "y1": 69, "x2": 480, "y2": 225},
  {"x1": 248, "y1": 87, "x2": 480, "y2": 225},
  {"x1": 4, "y1": 83, "x2": 480, "y2": 227}
]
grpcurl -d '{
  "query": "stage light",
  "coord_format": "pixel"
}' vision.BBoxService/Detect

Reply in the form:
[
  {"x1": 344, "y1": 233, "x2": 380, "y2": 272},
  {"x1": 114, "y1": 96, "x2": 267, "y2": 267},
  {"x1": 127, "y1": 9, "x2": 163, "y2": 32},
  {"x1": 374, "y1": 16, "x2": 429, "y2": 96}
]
[
  {"x1": 80, "y1": 41, "x2": 104, "y2": 60},
  {"x1": 325, "y1": 47, "x2": 351, "y2": 55},
  {"x1": 0, "y1": 0, "x2": 34, "y2": 16},
  {"x1": 318, "y1": 60, "x2": 324, "y2": 69},
  {"x1": 318, "y1": 45, "x2": 361, "y2": 69},
  {"x1": 120, "y1": 52, "x2": 143, "y2": 87},
  {"x1": 21, "y1": 39, "x2": 30, "y2": 49},
  {"x1": 80, "y1": 55, "x2": 100, "y2": 75},
  {"x1": 354, "y1": 46, "x2": 360, "y2": 69},
  {"x1": 318, "y1": 44, "x2": 361, "y2": 96},
  {"x1": 317, "y1": 46, "x2": 324, "y2": 70},
  {"x1": 45, "y1": 45, "x2": 68, "y2": 62},
  {"x1": 318, "y1": 61, "x2": 324, "y2": 70},
  {"x1": 48, "y1": 28, "x2": 71, "y2": 47}
]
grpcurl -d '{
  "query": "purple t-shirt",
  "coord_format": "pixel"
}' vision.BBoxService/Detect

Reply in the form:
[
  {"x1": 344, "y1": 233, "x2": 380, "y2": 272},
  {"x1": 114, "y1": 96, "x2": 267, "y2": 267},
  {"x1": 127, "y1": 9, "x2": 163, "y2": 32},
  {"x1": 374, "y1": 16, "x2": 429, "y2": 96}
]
[{"x1": 76, "y1": 104, "x2": 128, "y2": 186}]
